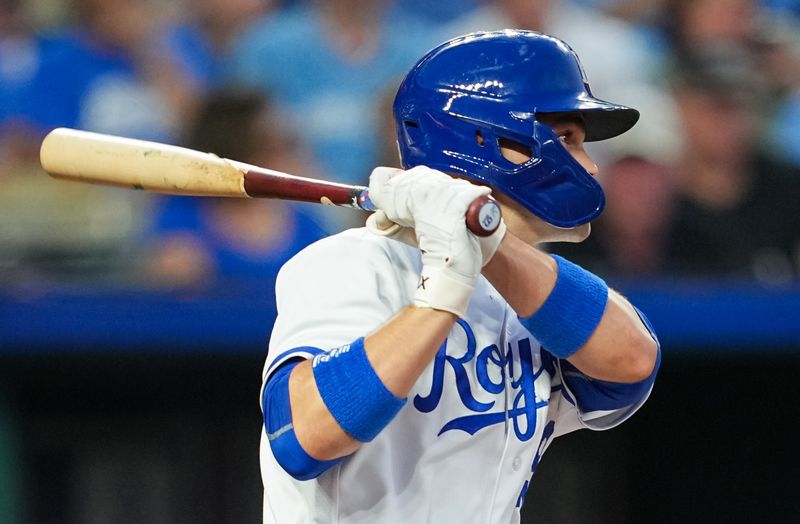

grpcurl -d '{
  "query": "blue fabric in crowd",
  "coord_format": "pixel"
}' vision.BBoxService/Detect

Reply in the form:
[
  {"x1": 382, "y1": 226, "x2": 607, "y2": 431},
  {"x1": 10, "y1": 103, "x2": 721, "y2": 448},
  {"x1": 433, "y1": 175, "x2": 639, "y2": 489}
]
[
  {"x1": 11, "y1": 28, "x2": 174, "y2": 140},
  {"x1": 231, "y1": 7, "x2": 441, "y2": 184},
  {"x1": 0, "y1": 34, "x2": 41, "y2": 127},
  {"x1": 1, "y1": 26, "x2": 207, "y2": 142},
  {"x1": 772, "y1": 95, "x2": 800, "y2": 167},
  {"x1": 1, "y1": 33, "x2": 94, "y2": 131},
  {"x1": 389, "y1": 0, "x2": 478, "y2": 23},
  {"x1": 164, "y1": 24, "x2": 229, "y2": 91},
  {"x1": 761, "y1": 0, "x2": 800, "y2": 15},
  {"x1": 152, "y1": 197, "x2": 328, "y2": 282}
]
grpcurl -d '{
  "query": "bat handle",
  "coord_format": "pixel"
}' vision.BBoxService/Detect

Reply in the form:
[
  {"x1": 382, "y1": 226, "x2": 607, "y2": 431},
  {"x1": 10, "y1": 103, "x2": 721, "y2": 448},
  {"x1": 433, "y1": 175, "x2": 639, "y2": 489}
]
[{"x1": 357, "y1": 190, "x2": 501, "y2": 237}]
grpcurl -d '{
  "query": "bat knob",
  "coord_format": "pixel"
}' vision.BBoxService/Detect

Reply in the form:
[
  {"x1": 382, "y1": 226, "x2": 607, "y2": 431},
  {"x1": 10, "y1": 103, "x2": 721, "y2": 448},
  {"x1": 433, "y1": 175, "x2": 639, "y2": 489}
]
[{"x1": 466, "y1": 195, "x2": 502, "y2": 237}]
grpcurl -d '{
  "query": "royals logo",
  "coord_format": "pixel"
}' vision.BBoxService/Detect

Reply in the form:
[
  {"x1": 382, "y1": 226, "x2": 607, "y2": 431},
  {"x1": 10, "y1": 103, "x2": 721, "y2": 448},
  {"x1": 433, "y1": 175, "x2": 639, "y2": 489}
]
[{"x1": 413, "y1": 319, "x2": 550, "y2": 441}]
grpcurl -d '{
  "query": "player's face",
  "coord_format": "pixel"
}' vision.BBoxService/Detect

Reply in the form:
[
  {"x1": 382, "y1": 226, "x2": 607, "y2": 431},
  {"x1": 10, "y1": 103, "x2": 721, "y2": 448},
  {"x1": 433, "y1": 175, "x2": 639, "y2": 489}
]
[
  {"x1": 536, "y1": 113, "x2": 598, "y2": 177},
  {"x1": 494, "y1": 113, "x2": 597, "y2": 244}
]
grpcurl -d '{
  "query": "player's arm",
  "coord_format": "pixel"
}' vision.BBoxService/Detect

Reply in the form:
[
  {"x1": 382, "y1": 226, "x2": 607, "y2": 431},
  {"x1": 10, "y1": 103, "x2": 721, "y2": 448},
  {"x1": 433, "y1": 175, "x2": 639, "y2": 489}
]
[
  {"x1": 482, "y1": 232, "x2": 658, "y2": 384},
  {"x1": 264, "y1": 167, "x2": 489, "y2": 478},
  {"x1": 284, "y1": 306, "x2": 456, "y2": 461}
]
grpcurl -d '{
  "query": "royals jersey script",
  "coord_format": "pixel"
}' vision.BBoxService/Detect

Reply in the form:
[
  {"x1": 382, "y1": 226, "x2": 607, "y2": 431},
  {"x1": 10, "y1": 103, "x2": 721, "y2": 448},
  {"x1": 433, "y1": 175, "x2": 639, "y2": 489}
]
[{"x1": 260, "y1": 228, "x2": 653, "y2": 524}]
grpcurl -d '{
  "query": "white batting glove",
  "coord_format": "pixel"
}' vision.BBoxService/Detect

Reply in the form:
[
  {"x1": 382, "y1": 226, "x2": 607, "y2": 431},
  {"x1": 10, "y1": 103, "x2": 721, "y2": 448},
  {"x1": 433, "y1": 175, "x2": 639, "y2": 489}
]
[
  {"x1": 366, "y1": 209, "x2": 419, "y2": 247},
  {"x1": 368, "y1": 166, "x2": 492, "y2": 317},
  {"x1": 366, "y1": 179, "x2": 507, "y2": 268}
]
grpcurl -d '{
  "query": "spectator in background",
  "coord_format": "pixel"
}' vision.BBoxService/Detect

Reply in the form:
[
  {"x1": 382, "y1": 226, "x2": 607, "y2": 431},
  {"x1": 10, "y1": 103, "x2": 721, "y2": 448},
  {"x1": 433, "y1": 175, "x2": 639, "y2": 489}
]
[
  {"x1": 578, "y1": 0, "x2": 674, "y2": 58},
  {"x1": 146, "y1": 90, "x2": 328, "y2": 292},
  {"x1": 663, "y1": 0, "x2": 800, "y2": 165},
  {"x1": 2, "y1": 0, "x2": 273, "y2": 144},
  {"x1": 7, "y1": 0, "x2": 200, "y2": 143},
  {"x1": 0, "y1": 0, "x2": 51, "y2": 163},
  {"x1": 1, "y1": 0, "x2": 154, "y2": 285},
  {"x1": 663, "y1": 0, "x2": 757, "y2": 49},
  {"x1": 1, "y1": 0, "x2": 26, "y2": 128},
  {"x1": 164, "y1": 0, "x2": 273, "y2": 91},
  {"x1": 664, "y1": 43, "x2": 800, "y2": 283},
  {"x1": 231, "y1": 0, "x2": 440, "y2": 185}
]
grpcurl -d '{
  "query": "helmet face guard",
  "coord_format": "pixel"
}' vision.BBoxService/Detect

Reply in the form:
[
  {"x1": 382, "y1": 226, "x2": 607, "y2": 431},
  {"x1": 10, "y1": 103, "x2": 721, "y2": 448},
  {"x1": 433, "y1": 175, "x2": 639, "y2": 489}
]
[{"x1": 394, "y1": 30, "x2": 640, "y2": 227}]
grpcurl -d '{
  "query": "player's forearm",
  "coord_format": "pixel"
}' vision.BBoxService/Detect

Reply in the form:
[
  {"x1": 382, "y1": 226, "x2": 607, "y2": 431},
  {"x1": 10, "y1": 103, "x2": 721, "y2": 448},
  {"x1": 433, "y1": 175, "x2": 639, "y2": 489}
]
[
  {"x1": 287, "y1": 360, "x2": 360, "y2": 461},
  {"x1": 567, "y1": 289, "x2": 658, "y2": 382},
  {"x1": 288, "y1": 306, "x2": 456, "y2": 461},
  {"x1": 364, "y1": 306, "x2": 457, "y2": 396},
  {"x1": 483, "y1": 233, "x2": 657, "y2": 383},
  {"x1": 481, "y1": 232, "x2": 558, "y2": 316}
]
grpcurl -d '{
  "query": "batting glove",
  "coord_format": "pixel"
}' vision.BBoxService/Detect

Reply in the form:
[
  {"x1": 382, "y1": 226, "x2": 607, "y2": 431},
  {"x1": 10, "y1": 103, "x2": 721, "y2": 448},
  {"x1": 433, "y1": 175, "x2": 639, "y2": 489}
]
[
  {"x1": 366, "y1": 173, "x2": 507, "y2": 268},
  {"x1": 368, "y1": 166, "x2": 492, "y2": 317}
]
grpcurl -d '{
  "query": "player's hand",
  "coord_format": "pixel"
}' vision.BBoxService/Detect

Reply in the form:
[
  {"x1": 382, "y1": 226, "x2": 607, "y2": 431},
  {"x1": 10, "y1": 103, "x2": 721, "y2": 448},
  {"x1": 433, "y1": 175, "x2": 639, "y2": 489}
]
[
  {"x1": 366, "y1": 172, "x2": 507, "y2": 268},
  {"x1": 366, "y1": 210, "x2": 419, "y2": 247},
  {"x1": 368, "y1": 166, "x2": 491, "y2": 317}
]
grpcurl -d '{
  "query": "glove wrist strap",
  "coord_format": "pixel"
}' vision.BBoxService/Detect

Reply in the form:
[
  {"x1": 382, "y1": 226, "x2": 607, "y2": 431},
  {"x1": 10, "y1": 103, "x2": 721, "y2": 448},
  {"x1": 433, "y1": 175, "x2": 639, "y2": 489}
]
[{"x1": 413, "y1": 265, "x2": 475, "y2": 317}]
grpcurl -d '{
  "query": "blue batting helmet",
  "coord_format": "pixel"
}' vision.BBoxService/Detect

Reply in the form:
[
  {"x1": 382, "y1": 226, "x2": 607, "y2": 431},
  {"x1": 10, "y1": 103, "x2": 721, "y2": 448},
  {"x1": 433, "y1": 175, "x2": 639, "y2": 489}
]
[{"x1": 393, "y1": 30, "x2": 640, "y2": 228}]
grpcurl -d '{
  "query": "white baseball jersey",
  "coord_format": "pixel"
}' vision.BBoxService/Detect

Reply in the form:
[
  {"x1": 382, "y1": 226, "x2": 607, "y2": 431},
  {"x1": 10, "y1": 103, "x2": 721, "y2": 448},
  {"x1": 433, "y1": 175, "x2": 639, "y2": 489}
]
[{"x1": 260, "y1": 228, "x2": 652, "y2": 524}]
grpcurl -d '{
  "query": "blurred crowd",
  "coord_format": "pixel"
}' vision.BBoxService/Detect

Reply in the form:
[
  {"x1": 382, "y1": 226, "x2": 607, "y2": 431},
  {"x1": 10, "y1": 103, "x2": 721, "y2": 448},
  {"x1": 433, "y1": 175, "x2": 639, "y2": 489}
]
[{"x1": 2, "y1": 0, "x2": 800, "y2": 291}]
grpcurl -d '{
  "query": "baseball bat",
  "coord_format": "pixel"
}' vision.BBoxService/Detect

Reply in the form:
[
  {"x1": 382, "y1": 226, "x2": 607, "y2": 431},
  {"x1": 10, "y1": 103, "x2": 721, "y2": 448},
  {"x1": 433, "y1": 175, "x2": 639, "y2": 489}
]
[{"x1": 39, "y1": 128, "x2": 501, "y2": 236}]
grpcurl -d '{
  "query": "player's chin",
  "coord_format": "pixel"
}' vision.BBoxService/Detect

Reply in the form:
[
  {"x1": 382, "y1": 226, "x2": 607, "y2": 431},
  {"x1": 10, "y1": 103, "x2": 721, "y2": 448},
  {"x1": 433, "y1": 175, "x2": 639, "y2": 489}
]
[{"x1": 542, "y1": 222, "x2": 591, "y2": 244}]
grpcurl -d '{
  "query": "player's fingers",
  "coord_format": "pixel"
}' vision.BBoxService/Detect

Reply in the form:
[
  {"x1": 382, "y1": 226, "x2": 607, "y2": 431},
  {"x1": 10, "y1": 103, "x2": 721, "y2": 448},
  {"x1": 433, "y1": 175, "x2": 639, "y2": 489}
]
[
  {"x1": 454, "y1": 181, "x2": 492, "y2": 210},
  {"x1": 367, "y1": 166, "x2": 403, "y2": 210},
  {"x1": 398, "y1": 167, "x2": 490, "y2": 215},
  {"x1": 433, "y1": 179, "x2": 492, "y2": 234},
  {"x1": 370, "y1": 166, "x2": 492, "y2": 232},
  {"x1": 370, "y1": 166, "x2": 423, "y2": 226},
  {"x1": 366, "y1": 210, "x2": 397, "y2": 233},
  {"x1": 366, "y1": 211, "x2": 419, "y2": 247}
]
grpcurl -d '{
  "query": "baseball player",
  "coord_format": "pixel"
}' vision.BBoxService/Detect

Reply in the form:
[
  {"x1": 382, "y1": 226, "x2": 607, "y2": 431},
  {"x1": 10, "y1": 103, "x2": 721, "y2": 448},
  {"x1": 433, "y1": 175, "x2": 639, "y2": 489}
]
[{"x1": 260, "y1": 31, "x2": 661, "y2": 523}]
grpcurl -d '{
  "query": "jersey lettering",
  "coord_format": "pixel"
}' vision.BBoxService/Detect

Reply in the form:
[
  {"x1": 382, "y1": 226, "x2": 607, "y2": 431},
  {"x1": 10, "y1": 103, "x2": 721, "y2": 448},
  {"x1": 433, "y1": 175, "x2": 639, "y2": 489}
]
[
  {"x1": 516, "y1": 420, "x2": 556, "y2": 508},
  {"x1": 413, "y1": 320, "x2": 549, "y2": 441}
]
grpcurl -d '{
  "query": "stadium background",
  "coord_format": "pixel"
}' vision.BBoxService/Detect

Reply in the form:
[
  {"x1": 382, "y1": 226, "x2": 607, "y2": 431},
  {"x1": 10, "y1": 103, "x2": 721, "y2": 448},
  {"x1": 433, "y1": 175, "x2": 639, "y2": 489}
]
[{"x1": 1, "y1": 0, "x2": 799, "y2": 522}]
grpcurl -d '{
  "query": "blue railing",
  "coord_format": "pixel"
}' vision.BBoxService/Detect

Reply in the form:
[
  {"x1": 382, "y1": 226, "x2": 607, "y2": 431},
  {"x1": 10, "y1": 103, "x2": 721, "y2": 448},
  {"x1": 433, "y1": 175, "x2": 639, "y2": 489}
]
[{"x1": 1, "y1": 279, "x2": 799, "y2": 353}]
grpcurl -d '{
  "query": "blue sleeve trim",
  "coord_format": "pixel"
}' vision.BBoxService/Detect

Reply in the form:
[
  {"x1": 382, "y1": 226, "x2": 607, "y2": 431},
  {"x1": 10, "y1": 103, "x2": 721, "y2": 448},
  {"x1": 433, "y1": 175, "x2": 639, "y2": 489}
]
[
  {"x1": 266, "y1": 346, "x2": 325, "y2": 376},
  {"x1": 263, "y1": 360, "x2": 343, "y2": 480},
  {"x1": 312, "y1": 337, "x2": 406, "y2": 442},
  {"x1": 519, "y1": 255, "x2": 609, "y2": 359},
  {"x1": 561, "y1": 307, "x2": 661, "y2": 412},
  {"x1": 634, "y1": 305, "x2": 659, "y2": 342},
  {"x1": 560, "y1": 348, "x2": 660, "y2": 412}
]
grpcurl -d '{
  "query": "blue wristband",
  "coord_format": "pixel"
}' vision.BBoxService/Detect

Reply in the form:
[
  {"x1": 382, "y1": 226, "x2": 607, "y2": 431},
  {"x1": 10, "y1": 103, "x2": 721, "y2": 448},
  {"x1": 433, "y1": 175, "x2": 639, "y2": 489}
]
[
  {"x1": 312, "y1": 337, "x2": 406, "y2": 442},
  {"x1": 519, "y1": 255, "x2": 609, "y2": 358}
]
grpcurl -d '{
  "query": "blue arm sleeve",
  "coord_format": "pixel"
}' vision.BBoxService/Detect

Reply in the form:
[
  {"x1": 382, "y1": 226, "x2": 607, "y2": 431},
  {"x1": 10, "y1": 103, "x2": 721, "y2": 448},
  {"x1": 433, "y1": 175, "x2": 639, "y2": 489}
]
[
  {"x1": 263, "y1": 360, "x2": 344, "y2": 481},
  {"x1": 560, "y1": 349, "x2": 660, "y2": 411},
  {"x1": 561, "y1": 307, "x2": 661, "y2": 412}
]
